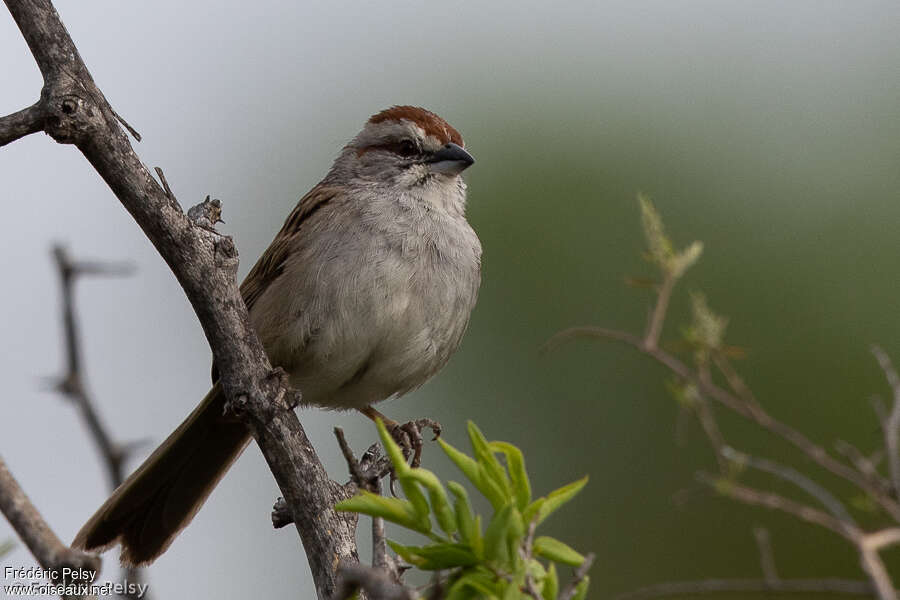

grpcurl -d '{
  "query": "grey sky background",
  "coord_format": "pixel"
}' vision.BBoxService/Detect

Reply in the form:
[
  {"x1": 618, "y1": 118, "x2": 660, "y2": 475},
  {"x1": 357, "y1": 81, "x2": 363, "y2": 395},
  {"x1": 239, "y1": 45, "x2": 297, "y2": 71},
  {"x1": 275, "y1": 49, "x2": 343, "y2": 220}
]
[{"x1": 2, "y1": 1, "x2": 900, "y2": 598}]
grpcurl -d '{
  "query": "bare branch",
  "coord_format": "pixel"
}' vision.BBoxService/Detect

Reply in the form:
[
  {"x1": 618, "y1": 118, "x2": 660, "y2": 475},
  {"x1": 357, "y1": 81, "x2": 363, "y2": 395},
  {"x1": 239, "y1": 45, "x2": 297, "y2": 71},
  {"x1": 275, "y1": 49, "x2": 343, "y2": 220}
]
[
  {"x1": 51, "y1": 245, "x2": 135, "y2": 489},
  {"x1": 696, "y1": 472, "x2": 853, "y2": 539},
  {"x1": 519, "y1": 519, "x2": 543, "y2": 599},
  {"x1": 558, "y1": 552, "x2": 594, "y2": 600},
  {"x1": 333, "y1": 430, "x2": 404, "y2": 588},
  {"x1": 0, "y1": 456, "x2": 100, "y2": 597},
  {"x1": 643, "y1": 274, "x2": 674, "y2": 351},
  {"x1": 50, "y1": 244, "x2": 148, "y2": 598},
  {"x1": 835, "y1": 439, "x2": 889, "y2": 490},
  {"x1": 859, "y1": 546, "x2": 897, "y2": 600},
  {"x1": 153, "y1": 166, "x2": 176, "y2": 205},
  {"x1": 720, "y1": 447, "x2": 855, "y2": 526},
  {"x1": 546, "y1": 326, "x2": 900, "y2": 521},
  {"x1": 110, "y1": 106, "x2": 140, "y2": 141},
  {"x1": 0, "y1": 102, "x2": 43, "y2": 146},
  {"x1": 3, "y1": 0, "x2": 360, "y2": 595},
  {"x1": 872, "y1": 345, "x2": 900, "y2": 497},
  {"x1": 862, "y1": 528, "x2": 900, "y2": 552},
  {"x1": 753, "y1": 527, "x2": 778, "y2": 585}
]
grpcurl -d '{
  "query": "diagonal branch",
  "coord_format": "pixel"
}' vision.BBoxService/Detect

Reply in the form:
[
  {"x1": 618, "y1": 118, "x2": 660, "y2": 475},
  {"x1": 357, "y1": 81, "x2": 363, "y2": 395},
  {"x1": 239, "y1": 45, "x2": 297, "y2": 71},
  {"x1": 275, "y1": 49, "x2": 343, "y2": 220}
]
[
  {"x1": 695, "y1": 472, "x2": 854, "y2": 540},
  {"x1": 720, "y1": 447, "x2": 855, "y2": 526},
  {"x1": 872, "y1": 345, "x2": 900, "y2": 498},
  {"x1": 0, "y1": 456, "x2": 100, "y2": 598},
  {"x1": 3, "y1": 0, "x2": 360, "y2": 596},
  {"x1": 546, "y1": 326, "x2": 900, "y2": 522}
]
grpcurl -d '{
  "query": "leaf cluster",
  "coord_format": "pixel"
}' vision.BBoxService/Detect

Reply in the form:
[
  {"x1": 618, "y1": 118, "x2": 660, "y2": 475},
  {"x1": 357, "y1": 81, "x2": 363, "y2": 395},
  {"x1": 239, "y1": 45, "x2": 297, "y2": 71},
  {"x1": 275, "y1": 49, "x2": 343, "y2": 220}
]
[{"x1": 336, "y1": 420, "x2": 590, "y2": 599}]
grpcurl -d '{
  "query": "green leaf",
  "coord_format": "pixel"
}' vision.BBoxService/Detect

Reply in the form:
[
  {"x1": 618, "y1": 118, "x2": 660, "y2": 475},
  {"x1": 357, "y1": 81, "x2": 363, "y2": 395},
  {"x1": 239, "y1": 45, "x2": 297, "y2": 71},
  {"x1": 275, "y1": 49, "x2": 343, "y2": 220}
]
[
  {"x1": 448, "y1": 481, "x2": 481, "y2": 553},
  {"x1": 405, "y1": 468, "x2": 457, "y2": 535},
  {"x1": 572, "y1": 576, "x2": 590, "y2": 600},
  {"x1": 387, "y1": 540, "x2": 479, "y2": 570},
  {"x1": 478, "y1": 462, "x2": 511, "y2": 510},
  {"x1": 396, "y1": 474, "x2": 431, "y2": 523},
  {"x1": 483, "y1": 503, "x2": 514, "y2": 566},
  {"x1": 375, "y1": 418, "x2": 409, "y2": 475},
  {"x1": 468, "y1": 422, "x2": 512, "y2": 498},
  {"x1": 446, "y1": 569, "x2": 503, "y2": 599},
  {"x1": 524, "y1": 476, "x2": 588, "y2": 525},
  {"x1": 542, "y1": 563, "x2": 559, "y2": 600},
  {"x1": 489, "y1": 441, "x2": 531, "y2": 510},
  {"x1": 335, "y1": 491, "x2": 430, "y2": 534},
  {"x1": 441, "y1": 438, "x2": 507, "y2": 509},
  {"x1": 501, "y1": 579, "x2": 522, "y2": 600},
  {"x1": 473, "y1": 515, "x2": 484, "y2": 559},
  {"x1": 505, "y1": 506, "x2": 526, "y2": 565},
  {"x1": 526, "y1": 558, "x2": 547, "y2": 581},
  {"x1": 440, "y1": 438, "x2": 481, "y2": 485},
  {"x1": 533, "y1": 536, "x2": 585, "y2": 566}
]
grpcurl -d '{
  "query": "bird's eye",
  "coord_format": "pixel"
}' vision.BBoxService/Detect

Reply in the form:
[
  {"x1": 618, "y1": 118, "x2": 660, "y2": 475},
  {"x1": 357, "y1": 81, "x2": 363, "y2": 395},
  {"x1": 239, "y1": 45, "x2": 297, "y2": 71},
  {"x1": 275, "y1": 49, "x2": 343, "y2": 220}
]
[{"x1": 397, "y1": 139, "x2": 417, "y2": 157}]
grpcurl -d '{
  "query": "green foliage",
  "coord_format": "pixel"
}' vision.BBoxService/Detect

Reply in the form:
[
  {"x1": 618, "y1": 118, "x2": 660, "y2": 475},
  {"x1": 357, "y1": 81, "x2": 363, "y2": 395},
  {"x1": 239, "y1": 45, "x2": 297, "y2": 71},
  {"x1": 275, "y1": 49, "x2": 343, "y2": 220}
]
[
  {"x1": 0, "y1": 539, "x2": 13, "y2": 558},
  {"x1": 336, "y1": 420, "x2": 590, "y2": 599}
]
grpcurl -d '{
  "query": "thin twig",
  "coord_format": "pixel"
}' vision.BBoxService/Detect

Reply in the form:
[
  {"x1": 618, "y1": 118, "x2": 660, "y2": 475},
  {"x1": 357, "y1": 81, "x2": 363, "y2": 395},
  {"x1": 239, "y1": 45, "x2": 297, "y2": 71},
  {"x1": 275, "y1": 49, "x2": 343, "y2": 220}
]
[
  {"x1": 558, "y1": 552, "x2": 594, "y2": 600},
  {"x1": 643, "y1": 274, "x2": 674, "y2": 351},
  {"x1": 695, "y1": 472, "x2": 853, "y2": 539},
  {"x1": 835, "y1": 439, "x2": 888, "y2": 490},
  {"x1": 110, "y1": 107, "x2": 141, "y2": 141},
  {"x1": 50, "y1": 245, "x2": 148, "y2": 598},
  {"x1": 153, "y1": 166, "x2": 175, "y2": 202},
  {"x1": 333, "y1": 429, "x2": 404, "y2": 587},
  {"x1": 693, "y1": 392, "x2": 727, "y2": 471},
  {"x1": 872, "y1": 345, "x2": 900, "y2": 498},
  {"x1": 0, "y1": 456, "x2": 100, "y2": 597},
  {"x1": 51, "y1": 245, "x2": 135, "y2": 488},
  {"x1": 519, "y1": 519, "x2": 542, "y2": 599},
  {"x1": 753, "y1": 527, "x2": 778, "y2": 585},
  {"x1": 720, "y1": 447, "x2": 856, "y2": 526},
  {"x1": 546, "y1": 326, "x2": 900, "y2": 521}
]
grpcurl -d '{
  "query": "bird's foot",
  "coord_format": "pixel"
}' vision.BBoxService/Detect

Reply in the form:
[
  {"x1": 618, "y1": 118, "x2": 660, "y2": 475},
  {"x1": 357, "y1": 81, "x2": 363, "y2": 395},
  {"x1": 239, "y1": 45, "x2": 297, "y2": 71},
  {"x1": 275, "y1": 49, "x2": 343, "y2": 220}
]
[
  {"x1": 358, "y1": 407, "x2": 441, "y2": 468},
  {"x1": 389, "y1": 418, "x2": 442, "y2": 469}
]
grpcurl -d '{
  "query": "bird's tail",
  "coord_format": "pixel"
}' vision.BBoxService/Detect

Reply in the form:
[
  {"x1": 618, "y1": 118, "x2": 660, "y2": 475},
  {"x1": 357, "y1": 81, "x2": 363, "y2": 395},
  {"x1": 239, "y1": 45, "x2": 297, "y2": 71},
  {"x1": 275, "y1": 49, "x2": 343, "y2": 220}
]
[{"x1": 72, "y1": 384, "x2": 251, "y2": 565}]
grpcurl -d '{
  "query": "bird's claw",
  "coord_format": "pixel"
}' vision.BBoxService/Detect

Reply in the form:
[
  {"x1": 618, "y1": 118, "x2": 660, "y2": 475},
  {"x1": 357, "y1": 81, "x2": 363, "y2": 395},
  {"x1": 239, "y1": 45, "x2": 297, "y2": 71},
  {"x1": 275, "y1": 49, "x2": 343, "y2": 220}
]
[{"x1": 388, "y1": 418, "x2": 442, "y2": 469}]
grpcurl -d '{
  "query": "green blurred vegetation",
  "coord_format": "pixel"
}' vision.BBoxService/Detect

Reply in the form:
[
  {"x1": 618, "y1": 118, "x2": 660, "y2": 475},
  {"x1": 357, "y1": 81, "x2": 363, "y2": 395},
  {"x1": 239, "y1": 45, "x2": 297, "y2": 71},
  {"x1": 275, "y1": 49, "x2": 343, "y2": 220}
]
[{"x1": 398, "y1": 86, "x2": 900, "y2": 597}]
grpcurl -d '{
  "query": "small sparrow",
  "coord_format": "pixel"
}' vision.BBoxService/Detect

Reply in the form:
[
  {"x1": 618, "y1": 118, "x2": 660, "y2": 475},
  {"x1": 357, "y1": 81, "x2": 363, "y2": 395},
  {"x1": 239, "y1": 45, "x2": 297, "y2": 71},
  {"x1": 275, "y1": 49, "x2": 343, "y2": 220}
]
[{"x1": 73, "y1": 106, "x2": 481, "y2": 565}]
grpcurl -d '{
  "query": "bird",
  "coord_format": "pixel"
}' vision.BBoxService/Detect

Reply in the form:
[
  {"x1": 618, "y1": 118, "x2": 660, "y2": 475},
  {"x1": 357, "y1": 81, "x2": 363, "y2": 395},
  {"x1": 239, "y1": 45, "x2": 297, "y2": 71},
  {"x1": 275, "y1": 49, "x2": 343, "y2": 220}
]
[{"x1": 72, "y1": 106, "x2": 482, "y2": 566}]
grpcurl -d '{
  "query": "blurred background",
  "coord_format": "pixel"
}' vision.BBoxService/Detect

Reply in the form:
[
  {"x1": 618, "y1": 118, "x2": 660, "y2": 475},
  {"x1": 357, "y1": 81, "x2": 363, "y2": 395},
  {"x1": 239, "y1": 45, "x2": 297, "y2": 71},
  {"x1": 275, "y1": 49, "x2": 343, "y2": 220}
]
[{"x1": 2, "y1": 1, "x2": 900, "y2": 598}]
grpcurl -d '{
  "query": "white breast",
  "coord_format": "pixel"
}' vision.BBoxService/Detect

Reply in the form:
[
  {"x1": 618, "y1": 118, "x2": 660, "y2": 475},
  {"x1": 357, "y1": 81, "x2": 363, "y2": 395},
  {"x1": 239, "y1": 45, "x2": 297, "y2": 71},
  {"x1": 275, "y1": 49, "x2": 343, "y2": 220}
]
[{"x1": 250, "y1": 180, "x2": 481, "y2": 410}]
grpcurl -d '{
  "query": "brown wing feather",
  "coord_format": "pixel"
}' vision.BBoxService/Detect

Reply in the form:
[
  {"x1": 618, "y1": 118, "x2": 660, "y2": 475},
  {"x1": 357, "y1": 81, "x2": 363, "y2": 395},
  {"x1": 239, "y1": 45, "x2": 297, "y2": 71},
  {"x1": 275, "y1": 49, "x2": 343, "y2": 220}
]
[
  {"x1": 212, "y1": 184, "x2": 339, "y2": 383},
  {"x1": 240, "y1": 184, "x2": 339, "y2": 311}
]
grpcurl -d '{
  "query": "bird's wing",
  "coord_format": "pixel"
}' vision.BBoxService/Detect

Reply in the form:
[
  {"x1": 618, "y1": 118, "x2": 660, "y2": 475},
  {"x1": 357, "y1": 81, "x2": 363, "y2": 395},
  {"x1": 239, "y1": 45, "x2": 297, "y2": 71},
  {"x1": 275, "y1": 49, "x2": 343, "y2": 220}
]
[
  {"x1": 240, "y1": 184, "x2": 339, "y2": 312},
  {"x1": 211, "y1": 184, "x2": 339, "y2": 384}
]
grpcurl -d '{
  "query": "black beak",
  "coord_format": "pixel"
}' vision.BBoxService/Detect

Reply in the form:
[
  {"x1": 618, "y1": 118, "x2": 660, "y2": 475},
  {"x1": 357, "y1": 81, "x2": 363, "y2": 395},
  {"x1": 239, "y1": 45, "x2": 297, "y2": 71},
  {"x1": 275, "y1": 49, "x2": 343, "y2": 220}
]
[{"x1": 427, "y1": 142, "x2": 475, "y2": 175}]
